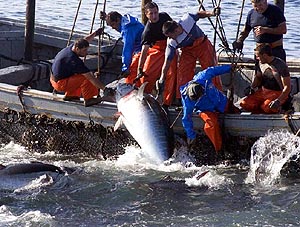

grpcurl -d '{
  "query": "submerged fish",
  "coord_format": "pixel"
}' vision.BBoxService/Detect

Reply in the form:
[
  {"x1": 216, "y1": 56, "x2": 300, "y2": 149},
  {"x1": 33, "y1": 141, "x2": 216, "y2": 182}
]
[
  {"x1": 114, "y1": 83, "x2": 174, "y2": 163},
  {"x1": 0, "y1": 162, "x2": 65, "y2": 175}
]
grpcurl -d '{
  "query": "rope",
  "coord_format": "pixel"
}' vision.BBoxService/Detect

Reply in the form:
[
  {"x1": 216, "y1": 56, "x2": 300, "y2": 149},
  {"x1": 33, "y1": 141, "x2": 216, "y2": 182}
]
[
  {"x1": 227, "y1": 0, "x2": 246, "y2": 110},
  {"x1": 235, "y1": 0, "x2": 246, "y2": 44},
  {"x1": 98, "y1": 0, "x2": 107, "y2": 75},
  {"x1": 170, "y1": 109, "x2": 183, "y2": 129},
  {"x1": 67, "y1": 0, "x2": 82, "y2": 46},
  {"x1": 83, "y1": 0, "x2": 99, "y2": 63},
  {"x1": 212, "y1": 0, "x2": 222, "y2": 48},
  {"x1": 89, "y1": 0, "x2": 99, "y2": 34},
  {"x1": 196, "y1": 0, "x2": 229, "y2": 50}
]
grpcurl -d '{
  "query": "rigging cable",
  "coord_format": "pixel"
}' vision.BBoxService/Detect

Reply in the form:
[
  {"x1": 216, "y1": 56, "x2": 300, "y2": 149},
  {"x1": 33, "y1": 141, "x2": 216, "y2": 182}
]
[
  {"x1": 83, "y1": 0, "x2": 99, "y2": 63},
  {"x1": 98, "y1": 0, "x2": 107, "y2": 75},
  {"x1": 197, "y1": 0, "x2": 229, "y2": 50},
  {"x1": 212, "y1": 0, "x2": 222, "y2": 48},
  {"x1": 67, "y1": 0, "x2": 82, "y2": 46},
  {"x1": 227, "y1": 0, "x2": 246, "y2": 109}
]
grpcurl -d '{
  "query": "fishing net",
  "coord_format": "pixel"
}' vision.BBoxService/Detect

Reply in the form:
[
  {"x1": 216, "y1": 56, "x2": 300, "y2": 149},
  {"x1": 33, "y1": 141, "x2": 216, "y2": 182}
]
[
  {"x1": 0, "y1": 109, "x2": 138, "y2": 159},
  {"x1": 0, "y1": 108, "x2": 255, "y2": 165}
]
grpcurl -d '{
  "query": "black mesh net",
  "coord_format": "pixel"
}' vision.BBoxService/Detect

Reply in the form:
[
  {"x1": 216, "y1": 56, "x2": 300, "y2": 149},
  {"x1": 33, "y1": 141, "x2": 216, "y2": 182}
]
[{"x1": 0, "y1": 109, "x2": 138, "y2": 159}]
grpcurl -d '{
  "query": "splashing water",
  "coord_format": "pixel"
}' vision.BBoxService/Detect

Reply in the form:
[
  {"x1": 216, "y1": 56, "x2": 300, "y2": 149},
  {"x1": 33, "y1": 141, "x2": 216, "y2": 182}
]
[
  {"x1": 0, "y1": 206, "x2": 55, "y2": 226},
  {"x1": 108, "y1": 145, "x2": 232, "y2": 190},
  {"x1": 245, "y1": 130, "x2": 300, "y2": 186}
]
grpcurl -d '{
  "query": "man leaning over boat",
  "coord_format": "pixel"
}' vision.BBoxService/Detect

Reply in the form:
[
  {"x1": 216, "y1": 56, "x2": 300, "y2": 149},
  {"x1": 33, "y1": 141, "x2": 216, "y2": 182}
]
[
  {"x1": 100, "y1": 11, "x2": 144, "y2": 79},
  {"x1": 50, "y1": 29, "x2": 114, "y2": 107},
  {"x1": 156, "y1": 5, "x2": 222, "y2": 103},
  {"x1": 181, "y1": 64, "x2": 236, "y2": 153},
  {"x1": 239, "y1": 44, "x2": 291, "y2": 113}
]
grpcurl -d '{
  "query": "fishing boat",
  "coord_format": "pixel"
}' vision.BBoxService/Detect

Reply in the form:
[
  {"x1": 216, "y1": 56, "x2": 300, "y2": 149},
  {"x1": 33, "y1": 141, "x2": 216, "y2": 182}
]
[{"x1": 0, "y1": 0, "x2": 300, "y2": 161}]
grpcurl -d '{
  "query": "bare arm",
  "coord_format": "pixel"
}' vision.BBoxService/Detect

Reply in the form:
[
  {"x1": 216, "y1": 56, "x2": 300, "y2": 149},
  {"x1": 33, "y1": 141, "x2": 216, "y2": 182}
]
[
  {"x1": 277, "y1": 76, "x2": 291, "y2": 104},
  {"x1": 159, "y1": 58, "x2": 172, "y2": 82},
  {"x1": 238, "y1": 25, "x2": 251, "y2": 42},
  {"x1": 251, "y1": 71, "x2": 262, "y2": 89},
  {"x1": 84, "y1": 30, "x2": 98, "y2": 43},
  {"x1": 83, "y1": 72, "x2": 105, "y2": 90},
  {"x1": 196, "y1": 10, "x2": 216, "y2": 19},
  {"x1": 137, "y1": 45, "x2": 150, "y2": 73}
]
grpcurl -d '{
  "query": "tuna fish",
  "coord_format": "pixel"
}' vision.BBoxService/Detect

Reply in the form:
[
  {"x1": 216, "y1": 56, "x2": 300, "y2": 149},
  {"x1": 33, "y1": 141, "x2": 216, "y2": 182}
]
[{"x1": 114, "y1": 83, "x2": 174, "y2": 164}]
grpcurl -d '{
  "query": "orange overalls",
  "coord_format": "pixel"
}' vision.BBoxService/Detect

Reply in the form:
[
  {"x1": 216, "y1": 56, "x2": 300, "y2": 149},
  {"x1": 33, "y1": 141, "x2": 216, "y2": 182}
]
[
  {"x1": 177, "y1": 36, "x2": 222, "y2": 98},
  {"x1": 240, "y1": 87, "x2": 285, "y2": 113},
  {"x1": 126, "y1": 40, "x2": 177, "y2": 106},
  {"x1": 178, "y1": 36, "x2": 223, "y2": 151},
  {"x1": 50, "y1": 74, "x2": 98, "y2": 100}
]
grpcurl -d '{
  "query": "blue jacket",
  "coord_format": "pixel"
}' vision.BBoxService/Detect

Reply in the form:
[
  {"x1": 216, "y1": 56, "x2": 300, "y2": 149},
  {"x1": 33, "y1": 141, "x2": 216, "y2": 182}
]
[
  {"x1": 180, "y1": 65, "x2": 231, "y2": 139},
  {"x1": 118, "y1": 14, "x2": 144, "y2": 72}
]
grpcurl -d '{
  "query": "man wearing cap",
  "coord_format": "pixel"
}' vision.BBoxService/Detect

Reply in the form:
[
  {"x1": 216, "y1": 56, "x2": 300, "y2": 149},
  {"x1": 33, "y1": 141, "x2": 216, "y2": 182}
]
[{"x1": 180, "y1": 64, "x2": 234, "y2": 152}]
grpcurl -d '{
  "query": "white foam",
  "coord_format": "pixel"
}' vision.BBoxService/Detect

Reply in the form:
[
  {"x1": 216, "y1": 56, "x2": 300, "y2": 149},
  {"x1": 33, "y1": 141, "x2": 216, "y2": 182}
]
[
  {"x1": 245, "y1": 130, "x2": 300, "y2": 186},
  {"x1": 0, "y1": 205, "x2": 54, "y2": 226}
]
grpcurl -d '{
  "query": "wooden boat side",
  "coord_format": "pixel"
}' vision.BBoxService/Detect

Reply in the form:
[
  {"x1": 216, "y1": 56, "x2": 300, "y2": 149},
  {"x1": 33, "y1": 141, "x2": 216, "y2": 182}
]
[{"x1": 0, "y1": 82, "x2": 299, "y2": 138}]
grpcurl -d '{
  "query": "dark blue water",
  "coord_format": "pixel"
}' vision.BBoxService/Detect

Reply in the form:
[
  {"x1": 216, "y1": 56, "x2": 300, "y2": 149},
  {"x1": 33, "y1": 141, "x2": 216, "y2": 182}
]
[
  {"x1": 0, "y1": 0, "x2": 298, "y2": 59},
  {"x1": 0, "y1": 1, "x2": 300, "y2": 226}
]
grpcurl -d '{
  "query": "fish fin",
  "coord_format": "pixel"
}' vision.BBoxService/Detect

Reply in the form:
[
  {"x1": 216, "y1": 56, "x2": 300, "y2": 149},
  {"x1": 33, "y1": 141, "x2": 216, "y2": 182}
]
[
  {"x1": 137, "y1": 82, "x2": 149, "y2": 100},
  {"x1": 196, "y1": 170, "x2": 209, "y2": 180},
  {"x1": 114, "y1": 116, "x2": 123, "y2": 131}
]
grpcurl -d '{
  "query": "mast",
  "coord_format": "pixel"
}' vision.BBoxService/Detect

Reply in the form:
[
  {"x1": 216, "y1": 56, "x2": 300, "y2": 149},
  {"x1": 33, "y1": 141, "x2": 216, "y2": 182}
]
[
  {"x1": 141, "y1": 0, "x2": 152, "y2": 24},
  {"x1": 24, "y1": 0, "x2": 36, "y2": 61},
  {"x1": 274, "y1": 0, "x2": 284, "y2": 12}
]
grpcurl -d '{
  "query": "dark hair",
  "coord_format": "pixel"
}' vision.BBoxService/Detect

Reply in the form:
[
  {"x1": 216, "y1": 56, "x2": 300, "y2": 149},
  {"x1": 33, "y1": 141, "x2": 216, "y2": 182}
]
[
  {"x1": 162, "y1": 20, "x2": 178, "y2": 35},
  {"x1": 74, "y1": 38, "x2": 89, "y2": 49},
  {"x1": 255, "y1": 44, "x2": 273, "y2": 56},
  {"x1": 107, "y1": 11, "x2": 122, "y2": 22},
  {"x1": 144, "y1": 2, "x2": 159, "y2": 11}
]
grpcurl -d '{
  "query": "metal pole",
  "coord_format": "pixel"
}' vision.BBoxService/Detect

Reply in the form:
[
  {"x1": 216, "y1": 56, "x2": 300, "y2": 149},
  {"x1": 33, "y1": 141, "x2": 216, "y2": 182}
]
[
  {"x1": 24, "y1": 0, "x2": 36, "y2": 61},
  {"x1": 141, "y1": 0, "x2": 152, "y2": 25},
  {"x1": 274, "y1": 0, "x2": 284, "y2": 12}
]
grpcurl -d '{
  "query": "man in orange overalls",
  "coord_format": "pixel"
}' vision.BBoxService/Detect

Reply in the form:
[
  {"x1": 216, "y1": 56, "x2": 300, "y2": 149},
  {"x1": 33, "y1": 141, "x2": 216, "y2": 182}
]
[
  {"x1": 51, "y1": 29, "x2": 113, "y2": 107},
  {"x1": 156, "y1": 6, "x2": 222, "y2": 101},
  {"x1": 126, "y1": 2, "x2": 177, "y2": 110},
  {"x1": 240, "y1": 44, "x2": 290, "y2": 113}
]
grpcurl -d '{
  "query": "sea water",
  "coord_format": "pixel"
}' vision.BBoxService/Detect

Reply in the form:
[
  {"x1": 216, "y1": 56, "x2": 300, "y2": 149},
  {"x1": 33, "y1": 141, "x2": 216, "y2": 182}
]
[
  {"x1": 1, "y1": 132, "x2": 300, "y2": 226},
  {"x1": 0, "y1": 0, "x2": 299, "y2": 59},
  {"x1": 1, "y1": 0, "x2": 300, "y2": 226}
]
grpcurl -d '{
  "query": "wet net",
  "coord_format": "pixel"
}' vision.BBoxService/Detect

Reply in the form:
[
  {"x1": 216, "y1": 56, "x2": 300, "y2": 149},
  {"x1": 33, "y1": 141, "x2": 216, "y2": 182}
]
[
  {"x1": 0, "y1": 109, "x2": 138, "y2": 159},
  {"x1": 0, "y1": 108, "x2": 256, "y2": 165}
]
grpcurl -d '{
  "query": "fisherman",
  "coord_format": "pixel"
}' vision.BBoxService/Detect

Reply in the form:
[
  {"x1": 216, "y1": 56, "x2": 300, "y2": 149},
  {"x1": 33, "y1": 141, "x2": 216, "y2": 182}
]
[
  {"x1": 100, "y1": 11, "x2": 144, "y2": 79},
  {"x1": 51, "y1": 29, "x2": 114, "y2": 107},
  {"x1": 127, "y1": 2, "x2": 177, "y2": 111},
  {"x1": 239, "y1": 44, "x2": 291, "y2": 113},
  {"x1": 181, "y1": 64, "x2": 235, "y2": 152},
  {"x1": 156, "y1": 6, "x2": 222, "y2": 102},
  {"x1": 232, "y1": 0, "x2": 287, "y2": 62}
]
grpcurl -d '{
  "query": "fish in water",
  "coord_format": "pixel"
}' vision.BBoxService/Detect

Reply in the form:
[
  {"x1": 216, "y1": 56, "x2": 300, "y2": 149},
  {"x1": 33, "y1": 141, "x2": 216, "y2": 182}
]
[
  {"x1": 114, "y1": 83, "x2": 174, "y2": 163},
  {"x1": 0, "y1": 162, "x2": 70, "y2": 191},
  {"x1": 0, "y1": 161, "x2": 66, "y2": 175}
]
